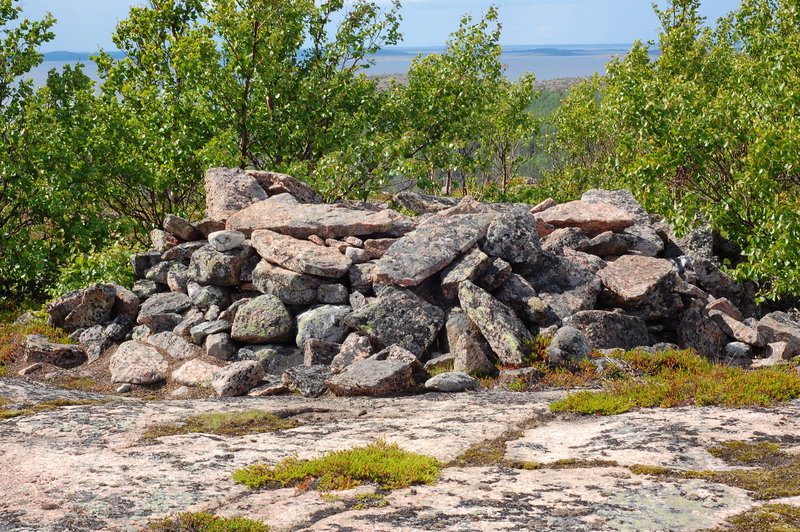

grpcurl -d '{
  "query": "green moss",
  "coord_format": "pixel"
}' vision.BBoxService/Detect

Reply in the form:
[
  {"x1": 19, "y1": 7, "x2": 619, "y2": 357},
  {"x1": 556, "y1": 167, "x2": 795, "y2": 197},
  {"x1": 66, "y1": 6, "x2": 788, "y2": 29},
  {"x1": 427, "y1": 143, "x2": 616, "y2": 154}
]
[
  {"x1": 629, "y1": 464, "x2": 673, "y2": 476},
  {"x1": 353, "y1": 492, "x2": 389, "y2": 510},
  {"x1": 145, "y1": 512, "x2": 269, "y2": 532},
  {"x1": 550, "y1": 349, "x2": 800, "y2": 415},
  {"x1": 710, "y1": 504, "x2": 800, "y2": 531},
  {"x1": 0, "y1": 399, "x2": 107, "y2": 420},
  {"x1": 0, "y1": 364, "x2": 7, "y2": 377},
  {"x1": 143, "y1": 410, "x2": 303, "y2": 440},
  {"x1": 709, "y1": 441, "x2": 789, "y2": 467},
  {"x1": 233, "y1": 440, "x2": 441, "y2": 492},
  {"x1": 449, "y1": 417, "x2": 543, "y2": 468}
]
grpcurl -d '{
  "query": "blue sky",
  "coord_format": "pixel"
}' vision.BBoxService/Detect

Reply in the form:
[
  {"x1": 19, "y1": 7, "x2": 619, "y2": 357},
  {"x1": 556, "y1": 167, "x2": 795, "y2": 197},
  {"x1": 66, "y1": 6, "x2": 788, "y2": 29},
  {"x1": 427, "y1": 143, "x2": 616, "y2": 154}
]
[{"x1": 20, "y1": 0, "x2": 742, "y2": 51}]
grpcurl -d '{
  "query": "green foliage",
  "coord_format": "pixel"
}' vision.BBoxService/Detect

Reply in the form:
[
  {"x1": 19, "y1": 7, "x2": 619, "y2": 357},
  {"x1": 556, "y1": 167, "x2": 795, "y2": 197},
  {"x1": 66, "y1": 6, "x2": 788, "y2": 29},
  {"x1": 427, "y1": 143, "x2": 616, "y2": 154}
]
[
  {"x1": 550, "y1": 349, "x2": 800, "y2": 415},
  {"x1": 143, "y1": 410, "x2": 303, "y2": 440},
  {"x1": 46, "y1": 240, "x2": 138, "y2": 298},
  {"x1": 146, "y1": 512, "x2": 269, "y2": 532},
  {"x1": 232, "y1": 440, "x2": 441, "y2": 492},
  {"x1": 544, "y1": 0, "x2": 800, "y2": 300}
]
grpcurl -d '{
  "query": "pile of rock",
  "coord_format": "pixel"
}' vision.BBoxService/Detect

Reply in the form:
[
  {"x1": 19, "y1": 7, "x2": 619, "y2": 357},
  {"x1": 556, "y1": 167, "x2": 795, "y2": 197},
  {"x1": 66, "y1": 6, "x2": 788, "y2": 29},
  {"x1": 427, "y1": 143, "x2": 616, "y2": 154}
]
[{"x1": 30, "y1": 168, "x2": 800, "y2": 398}]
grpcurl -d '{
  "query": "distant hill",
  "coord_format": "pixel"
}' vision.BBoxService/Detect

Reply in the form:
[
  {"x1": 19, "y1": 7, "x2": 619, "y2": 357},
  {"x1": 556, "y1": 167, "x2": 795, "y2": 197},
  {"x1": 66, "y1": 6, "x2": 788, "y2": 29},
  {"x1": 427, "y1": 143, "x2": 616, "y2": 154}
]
[{"x1": 43, "y1": 51, "x2": 126, "y2": 61}]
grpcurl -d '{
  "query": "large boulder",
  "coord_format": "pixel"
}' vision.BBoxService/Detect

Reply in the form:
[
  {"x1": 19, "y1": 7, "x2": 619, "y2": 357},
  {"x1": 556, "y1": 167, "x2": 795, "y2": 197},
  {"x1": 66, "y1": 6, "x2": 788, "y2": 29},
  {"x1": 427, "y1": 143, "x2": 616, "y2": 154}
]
[
  {"x1": 527, "y1": 252, "x2": 601, "y2": 319},
  {"x1": 24, "y1": 335, "x2": 86, "y2": 368},
  {"x1": 251, "y1": 260, "x2": 325, "y2": 306},
  {"x1": 563, "y1": 310, "x2": 649, "y2": 350},
  {"x1": 483, "y1": 206, "x2": 542, "y2": 265},
  {"x1": 392, "y1": 191, "x2": 460, "y2": 214},
  {"x1": 295, "y1": 305, "x2": 351, "y2": 347},
  {"x1": 326, "y1": 359, "x2": 413, "y2": 397},
  {"x1": 47, "y1": 283, "x2": 117, "y2": 332},
  {"x1": 545, "y1": 327, "x2": 591, "y2": 364},
  {"x1": 598, "y1": 255, "x2": 680, "y2": 319},
  {"x1": 445, "y1": 308, "x2": 495, "y2": 375},
  {"x1": 187, "y1": 244, "x2": 254, "y2": 286},
  {"x1": 252, "y1": 230, "x2": 351, "y2": 278},
  {"x1": 282, "y1": 365, "x2": 330, "y2": 397},
  {"x1": 211, "y1": 360, "x2": 265, "y2": 397},
  {"x1": 458, "y1": 280, "x2": 533, "y2": 367},
  {"x1": 172, "y1": 359, "x2": 220, "y2": 387},
  {"x1": 758, "y1": 312, "x2": 800, "y2": 356},
  {"x1": 536, "y1": 200, "x2": 635, "y2": 237},
  {"x1": 440, "y1": 247, "x2": 492, "y2": 300},
  {"x1": 163, "y1": 214, "x2": 201, "y2": 241},
  {"x1": 109, "y1": 341, "x2": 168, "y2": 384},
  {"x1": 373, "y1": 214, "x2": 494, "y2": 287},
  {"x1": 227, "y1": 197, "x2": 403, "y2": 238},
  {"x1": 137, "y1": 292, "x2": 193, "y2": 333},
  {"x1": 205, "y1": 167, "x2": 268, "y2": 221},
  {"x1": 345, "y1": 288, "x2": 444, "y2": 357},
  {"x1": 678, "y1": 302, "x2": 728, "y2": 360},
  {"x1": 230, "y1": 295, "x2": 294, "y2": 344}
]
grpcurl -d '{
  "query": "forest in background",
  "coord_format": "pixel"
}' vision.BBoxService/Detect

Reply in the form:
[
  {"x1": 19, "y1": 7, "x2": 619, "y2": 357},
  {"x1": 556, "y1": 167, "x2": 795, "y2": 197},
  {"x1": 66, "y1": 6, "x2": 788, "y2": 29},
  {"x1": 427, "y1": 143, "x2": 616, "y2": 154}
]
[{"x1": 0, "y1": 0, "x2": 797, "y2": 308}]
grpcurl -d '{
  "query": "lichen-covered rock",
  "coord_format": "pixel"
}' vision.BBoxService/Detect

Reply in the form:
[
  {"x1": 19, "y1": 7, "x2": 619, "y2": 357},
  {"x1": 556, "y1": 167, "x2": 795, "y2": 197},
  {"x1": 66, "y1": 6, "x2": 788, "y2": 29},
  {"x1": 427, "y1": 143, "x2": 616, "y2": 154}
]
[
  {"x1": 190, "y1": 285, "x2": 231, "y2": 311},
  {"x1": 316, "y1": 284, "x2": 349, "y2": 305},
  {"x1": 476, "y1": 257, "x2": 512, "y2": 291},
  {"x1": 137, "y1": 292, "x2": 192, "y2": 333},
  {"x1": 172, "y1": 359, "x2": 219, "y2": 387},
  {"x1": 231, "y1": 295, "x2": 293, "y2": 344},
  {"x1": 187, "y1": 244, "x2": 254, "y2": 286},
  {"x1": 483, "y1": 206, "x2": 542, "y2": 265},
  {"x1": 330, "y1": 333, "x2": 373, "y2": 374},
  {"x1": 205, "y1": 167, "x2": 268, "y2": 221},
  {"x1": 144, "y1": 331, "x2": 201, "y2": 360},
  {"x1": 246, "y1": 169, "x2": 323, "y2": 204},
  {"x1": 47, "y1": 283, "x2": 117, "y2": 332},
  {"x1": 189, "y1": 320, "x2": 231, "y2": 344},
  {"x1": 130, "y1": 251, "x2": 162, "y2": 279},
  {"x1": 708, "y1": 310, "x2": 764, "y2": 347},
  {"x1": 598, "y1": 255, "x2": 679, "y2": 319},
  {"x1": 251, "y1": 260, "x2": 325, "y2": 306},
  {"x1": 683, "y1": 257, "x2": 743, "y2": 306},
  {"x1": 211, "y1": 360, "x2": 265, "y2": 397},
  {"x1": 303, "y1": 338, "x2": 341, "y2": 366},
  {"x1": 374, "y1": 214, "x2": 493, "y2": 287},
  {"x1": 161, "y1": 241, "x2": 206, "y2": 261},
  {"x1": 24, "y1": 335, "x2": 86, "y2": 368},
  {"x1": 227, "y1": 198, "x2": 403, "y2": 239},
  {"x1": 204, "y1": 332, "x2": 236, "y2": 361},
  {"x1": 345, "y1": 287, "x2": 444, "y2": 357},
  {"x1": 424, "y1": 372, "x2": 481, "y2": 393},
  {"x1": 364, "y1": 238, "x2": 397, "y2": 259},
  {"x1": 132, "y1": 279, "x2": 163, "y2": 301},
  {"x1": 112, "y1": 284, "x2": 140, "y2": 323},
  {"x1": 494, "y1": 274, "x2": 555, "y2": 327},
  {"x1": 678, "y1": 302, "x2": 728, "y2": 359},
  {"x1": 581, "y1": 189, "x2": 650, "y2": 224},
  {"x1": 282, "y1": 365, "x2": 330, "y2": 397},
  {"x1": 150, "y1": 229, "x2": 179, "y2": 253},
  {"x1": 252, "y1": 229, "x2": 352, "y2": 278},
  {"x1": 349, "y1": 262, "x2": 375, "y2": 295},
  {"x1": 758, "y1": 312, "x2": 800, "y2": 355},
  {"x1": 458, "y1": 280, "x2": 533, "y2": 367},
  {"x1": 445, "y1": 308, "x2": 495, "y2": 375},
  {"x1": 585, "y1": 231, "x2": 639, "y2": 257},
  {"x1": 295, "y1": 305, "x2": 351, "y2": 347},
  {"x1": 326, "y1": 359, "x2": 413, "y2": 397},
  {"x1": 563, "y1": 310, "x2": 649, "y2": 350},
  {"x1": 537, "y1": 200, "x2": 635, "y2": 236},
  {"x1": 392, "y1": 191, "x2": 460, "y2": 214},
  {"x1": 236, "y1": 345, "x2": 302, "y2": 377},
  {"x1": 440, "y1": 247, "x2": 491, "y2": 300},
  {"x1": 541, "y1": 227, "x2": 590, "y2": 254},
  {"x1": 163, "y1": 214, "x2": 201, "y2": 241},
  {"x1": 79, "y1": 325, "x2": 112, "y2": 364},
  {"x1": 145, "y1": 261, "x2": 173, "y2": 284},
  {"x1": 207, "y1": 230, "x2": 246, "y2": 252},
  {"x1": 546, "y1": 327, "x2": 591, "y2": 364},
  {"x1": 167, "y1": 263, "x2": 189, "y2": 294},
  {"x1": 109, "y1": 341, "x2": 167, "y2": 384}
]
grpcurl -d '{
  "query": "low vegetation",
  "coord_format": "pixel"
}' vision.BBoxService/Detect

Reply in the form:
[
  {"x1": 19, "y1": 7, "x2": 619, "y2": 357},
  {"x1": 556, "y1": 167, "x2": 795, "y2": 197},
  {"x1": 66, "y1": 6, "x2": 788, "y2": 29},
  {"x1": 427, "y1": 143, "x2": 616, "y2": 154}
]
[
  {"x1": 711, "y1": 504, "x2": 800, "y2": 532},
  {"x1": 0, "y1": 316, "x2": 77, "y2": 374},
  {"x1": 232, "y1": 440, "x2": 441, "y2": 492},
  {"x1": 145, "y1": 512, "x2": 269, "y2": 532},
  {"x1": 550, "y1": 349, "x2": 800, "y2": 415},
  {"x1": 142, "y1": 410, "x2": 303, "y2": 440},
  {"x1": 0, "y1": 398, "x2": 107, "y2": 420}
]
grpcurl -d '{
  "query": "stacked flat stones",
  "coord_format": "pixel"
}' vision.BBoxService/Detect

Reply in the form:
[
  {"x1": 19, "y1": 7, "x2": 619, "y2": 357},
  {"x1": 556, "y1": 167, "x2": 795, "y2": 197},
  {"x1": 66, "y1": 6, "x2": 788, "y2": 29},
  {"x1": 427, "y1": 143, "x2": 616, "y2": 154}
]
[{"x1": 38, "y1": 168, "x2": 800, "y2": 398}]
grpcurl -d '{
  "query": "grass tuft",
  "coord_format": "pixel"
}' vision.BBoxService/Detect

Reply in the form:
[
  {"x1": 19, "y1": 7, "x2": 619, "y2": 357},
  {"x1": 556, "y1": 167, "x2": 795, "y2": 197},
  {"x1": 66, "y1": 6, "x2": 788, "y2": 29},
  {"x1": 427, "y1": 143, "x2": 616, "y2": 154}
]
[
  {"x1": 0, "y1": 399, "x2": 106, "y2": 420},
  {"x1": 708, "y1": 441, "x2": 789, "y2": 467},
  {"x1": 143, "y1": 410, "x2": 303, "y2": 440},
  {"x1": 145, "y1": 512, "x2": 269, "y2": 532},
  {"x1": 710, "y1": 504, "x2": 800, "y2": 531},
  {"x1": 550, "y1": 348, "x2": 800, "y2": 415},
  {"x1": 0, "y1": 318, "x2": 76, "y2": 371},
  {"x1": 232, "y1": 440, "x2": 441, "y2": 492}
]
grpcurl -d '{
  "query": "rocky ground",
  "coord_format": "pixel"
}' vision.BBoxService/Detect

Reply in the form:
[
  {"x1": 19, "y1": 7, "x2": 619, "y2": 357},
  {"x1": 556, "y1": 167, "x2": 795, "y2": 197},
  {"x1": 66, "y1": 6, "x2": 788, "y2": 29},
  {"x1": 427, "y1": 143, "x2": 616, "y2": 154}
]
[{"x1": 3, "y1": 376, "x2": 800, "y2": 531}]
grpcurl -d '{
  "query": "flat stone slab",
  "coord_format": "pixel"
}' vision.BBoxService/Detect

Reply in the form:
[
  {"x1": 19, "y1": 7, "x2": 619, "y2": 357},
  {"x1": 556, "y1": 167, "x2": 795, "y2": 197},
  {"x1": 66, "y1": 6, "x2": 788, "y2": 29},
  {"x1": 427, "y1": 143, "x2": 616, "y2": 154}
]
[
  {"x1": 227, "y1": 199, "x2": 404, "y2": 239},
  {"x1": 374, "y1": 214, "x2": 493, "y2": 287},
  {"x1": 252, "y1": 230, "x2": 352, "y2": 279},
  {"x1": 536, "y1": 200, "x2": 636, "y2": 237}
]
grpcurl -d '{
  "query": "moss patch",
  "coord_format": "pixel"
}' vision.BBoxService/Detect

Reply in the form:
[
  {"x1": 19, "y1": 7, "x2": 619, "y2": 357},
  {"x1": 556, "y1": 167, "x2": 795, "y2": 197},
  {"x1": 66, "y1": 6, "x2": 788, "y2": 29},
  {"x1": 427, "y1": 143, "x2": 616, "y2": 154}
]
[
  {"x1": 143, "y1": 410, "x2": 303, "y2": 440},
  {"x1": 550, "y1": 349, "x2": 800, "y2": 415},
  {"x1": 145, "y1": 512, "x2": 269, "y2": 532},
  {"x1": 710, "y1": 504, "x2": 800, "y2": 531},
  {"x1": 233, "y1": 440, "x2": 441, "y2": 492},
  {"x1": 449, "y1": 417, "x2": 543, "y2": 468},
  {"x1": 632, "y1": 440, "x2": 800, "y2": 500},
  {"x1": 0, "y1": 399, "x2": 107, "y2": 420}
]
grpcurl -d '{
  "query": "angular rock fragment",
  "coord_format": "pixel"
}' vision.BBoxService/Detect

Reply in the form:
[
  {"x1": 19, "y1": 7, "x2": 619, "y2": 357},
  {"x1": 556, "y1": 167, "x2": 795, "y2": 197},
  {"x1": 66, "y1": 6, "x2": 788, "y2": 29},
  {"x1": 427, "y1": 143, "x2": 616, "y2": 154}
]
[
  {"x1": 541, "y1": 227, "x2": 590, "y2": 254},
  {"x1": 494, "y1": 274, "x2": 554, "y2": 326},
  {"x1": 236, "y1": 345, "x2": 303, "y2": 376},
  {"x1": 132, "y1": 279, "x2": 163, "y2": 301},
  {"x1": 205, "y1": 167, "x2": 268, "y2": 221},
  {"x1": 230, "y1": 295, "x2": 294, "y2": 344},
  {"x1": 364, "y1": 238, "x2": 397, "y2": 259},
  {"x1": 537, "y1": 200, "x2": 635, "y2": 236},
  {"x1": 317, "y1": 284, "x2": 349, "y2": 305},
  {"x1": 163, "y1": 214, "x2": 201, "y2": 241},
  {"x1": 172, "y1": 359, "x2": 219, "y2": 387},
  {"x1": 282, "y1": 365, "x2": 330, "y2": 397},
  {"x1": 25, "y1": 335, "x2": 86, "y2": 368},
  {"x1": 109, "y1": 341, "x2": 167, "y2": 384},
  {"x1": 330, "y1": 333, "x2": 373, "y2": 374},
  {"x1": 205, "y1": 332, "x2": 237, "y2": 361},
  {"x1": 189, "y1": 320, "x2": 231, "y2": 344},
  {"x1": 563, "y1": 310, "x2": 649, "y2": 350},
  {"x1": 208, "y1": 230, "x2": 246, "y2": 252},
  {"x1": 585, "y1": 231, "x2": 638, "y2": 257},
  {"x1": 476, "y1": 257, "x2": 512, "y2": 291},
  {"x1": 47, "y1": 283, "x2": 117, "y2": 332},
  {"x1": 138, "y1": 292, "x2": 193, "y2": 333},
  {"x1": 295, "y1": 305, "x2": 351, "y2": 347},
  {"x1": 349, "y1": 263, "x2": 375, "y2": 295},
  {"x1": 440, "y1": 247, "x2": 491, "y2": 300},
  {"x1": 161, "y1": 241, "x2": 206, "y2": 261},
  {"x1": 167, "y1": 263, "x2": 189, "y2": 294},
  {"x1": 251, "y1": 260, "x2": 325, "y2": 305},
  {"x1": 345, "y1": 288, "x2": 444, "y2": 357},
  {"x1": 327, "y1": 359, "x2": 413, "y2": 396},
  {"x1": 458, "y1": 280, "x2": 532, "y2": 366},
  {"x1": 187, "y1": 244, "x2": 254, "y2": 286},
  {"x1": 545, "y1": 327, "x2": 591, "y2": 364},
  {"x1": 392, "y1": 191, "x2": 460, "y2": 214},
  {"x1": 445, "y1": 308, "x2": 496, "y2": 375},
  {"x1": 211, "y1": 360, "x2": 265, "y2": 397},
  {"x1": 598, "y1": 255, "x2": 679, "y2": 319},
  {"x1": 130, "y1": 251, "x2": 162, "y2": 279},
  {"x1": 758, "y1": 312, "x2": 800, "y2": 355},
  {"x1": 303, "y1": 338, "x2": 341, "y2": 366},
  {"x1": 483, "y1": 206, "x2": 542, "y2": 264},
  {"x1": 145, "y1": 331, "x2": 201, "y2": 360},
  {"x1": 374, "y1": 214, "x2": 493, "y2": 287},
  {"x1": 708, "y1": 310, "x2": 764, "y2": 347},
  {"x1": 678, "y1": 302, "x2": 728, "y2": 359},
  {"x1": 246, "y1": 170, "x2": 323, "y2": 204},
  {"x1": 195, "y1": 218, "x2": 225, "y2": 237},
  {"x1": 252, "y1": 230, "x2": 351, "y2": 278}
]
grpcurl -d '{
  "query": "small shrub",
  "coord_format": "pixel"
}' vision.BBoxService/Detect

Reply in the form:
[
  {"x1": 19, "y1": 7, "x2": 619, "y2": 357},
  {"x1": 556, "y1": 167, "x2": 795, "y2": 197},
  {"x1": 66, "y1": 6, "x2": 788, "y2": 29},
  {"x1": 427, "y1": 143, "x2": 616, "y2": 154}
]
[
  {"x1": 143, "y1": 410, "x2": 303, "y2": 440},
  {"x1": 0, "y1": 318, "x2": 76, "y2": 368},
  {"x1": 47, "y1": 239, "x2": 138, "y2": 298},
  {"x1": 233, "y1": 440, "x2": 441, "y2": 492},
  {"x1": 145, "y1": 512, "x2": 269, "y2": 532}
]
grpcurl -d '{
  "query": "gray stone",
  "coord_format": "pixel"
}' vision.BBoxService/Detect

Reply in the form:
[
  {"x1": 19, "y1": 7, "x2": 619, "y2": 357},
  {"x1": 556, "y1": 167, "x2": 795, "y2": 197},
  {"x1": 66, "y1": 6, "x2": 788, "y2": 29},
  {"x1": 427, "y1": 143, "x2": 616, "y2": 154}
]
[
  {"x1": 483, "y1": 206, "x2": 542, "y2": 265},
  {"x1": 246, "y1": 169, "x2": 324, "y2": 204},
  {"x1": 187, "y1": 244, "x2": 254, "y2": 286},
  {"x1": 537, "y1": 200, "x2": 636, "y2": 237},
  {"x1": 345, "y1": 287, "x2": 445, "y2": 357},
  {"x1": 494, "y1": 274, "x2": 555, "y2": 326},
  {"x1": 47, "y1": 283, "x2": 117, "y2": 332},
  {"x1": 104, "y1": 315, "x2": 133, "y2": 343},
  {"x1": 109, "y1": 341, "x2": 167, "y2": 384},
  {"x1": 79, "y1": 325, "x2": 112, "y2": 364},
  {"x1": 219, "y1": 298, "x2": 250, "y2": 322},
  {"x1": 172, "y1": 359, "x2": 219, "y2": 387},
  {"x1": 364, "y1": 238, "x2": 397, "y2": 259},
  {"x1": 167, "y1": 263, "x2": 189, "y2": 294},
  {"x1": 252, "y1": 229, "x2": 352, "y2": 278},
  {"x1": 708, "y1": 310, "x2": 764, "y2": 347},
  {"x1": 231, "y1": 295, "x2": 294, "y2": 344},
  {"x1": 251, "y1": 260, "x2": 325, "y2": 306},
  {"x1": 598, "y1": 255, "x2": 679, "y2": 319},
  {"x1": 440, "y1": 247, "x2": 492, "y2": 300},
  {"x1": 317, "y1": 284, "x2": 349, "y2": 305},
  {"x1": 345, "y1": 246, "x2": 370, "y2": 264},
  {"x1": 161, "y1": 241, "x2": 206, "y2": 261},
  {"x1": 205, "y1": 332, "x2": 237, "y2": 361},
  {"x1": 150, "y1": 229, "x2": 179, "y2": 253},
  {"x1": 24, "y1": 335, "x2": 86, "y2": 368},
  {"x1": 163, "y1": 214, "x2": 201, "y2": 241},
  {"x1": 205, "y1": 167, "x2": 269, "y2": 221},
  {"x1": 349, "y1": 263, "x2": 375, "y2": 295},
  {"x1": 116, "y1": 384, "x2": 132, "y2": 393},
  {"x1": 190, "y1": 320, "x2": 231, "y2": 344},
  {"x1": 546, "y1": 327, "x2": 591, "y2": 364},
  {"x1": 541, "y1": 227, "x2": 590, "y2": 254},
  {"x1": 130, "y1": 251, "x2": 162, "y2": 279},
  {"x1": 392, "y1": 191, "x2": 460, "y2": 214},
  {"x1": 132, "y1": 279, "x2": 163, "y2": 301},
  {"x1": 282, "y1": 365, "x2": 330, "y2": 398},
  {"x1": 303, "y1": 338, "x2": 341, "y2": 366},
  {"x1": 563, "y1": 310, "x2": 649, "y2": 350},
  {"x1": 236, "y1": 345, "x2": 303, "y2": 376},
  {"x1": 211, "y1": 360, "x2": 265, "y2": 397},
  {"x1": 374, "y1": 214, "x2": 493, "y2": 287},
  {"x1": 326, "y1": 359, "x2": 413, "y2": 397},
  {"x1": 531, "y1": 197, "x2": 557, "y2": 214},
  {"x1": 208, "y1": 230, "x2": 246, "y2": 252},
  {"x1": 624, "y1": 225, "x2": 664, "y2": 257},
  {"x1": 172, "y1": 308, "x2": 205, "y2": 338},
  {"x1": 458, "y1": 280, "x2": 533, "y2": 367},
  {"x1": 476, "y1": 257, "x2": 512, "y2": 291},
  {"x1": 445, "y1": 308, "x2": 496, "y2": 376},
  {"x1": 205, "y1": 305, "x2": 221, "y2": 321},
  {"x1": 144, "y1": 331, "x2": 201, "y2": 360},
  {"x1": 424, "y1": 354, "x2": 457, "y2": 372},
  {"x1": 585, "y1": 231, "x2": 638, "y2": 257},
  {"x1": 145, "y1": 261, "x2": 173, "y2": 284},
  {"x1": 191, "y1": 285, "x2": 231, "y2": 311},
  {"x1": 581, "y1": 189, "x2": 651, "y2": 224},
  {"x1": 295, "y1": 305, "x2": 352, "y2": 347},
  {"x1": 330, "y1": 333, "x2": 373, "y2": 374},
  {"x1": 424, "y1": 372, "x2": 481, "y2": 393},
  {"x1": 137, "y1": 292, "x2": 192, "y2": 333},
  {"x1": 678, "y1": 302, "x2": 728, "y2": 360},
  {"x1": 724, "y1": 342, "x2": 752, "y2": 364}
]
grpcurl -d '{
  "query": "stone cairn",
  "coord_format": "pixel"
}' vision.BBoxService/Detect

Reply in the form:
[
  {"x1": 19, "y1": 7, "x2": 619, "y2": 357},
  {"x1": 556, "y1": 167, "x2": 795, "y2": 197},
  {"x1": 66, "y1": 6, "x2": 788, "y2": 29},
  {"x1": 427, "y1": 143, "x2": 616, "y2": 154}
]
[{"x1": 29, "y1": 167, "x2": 800, "y2": 397}]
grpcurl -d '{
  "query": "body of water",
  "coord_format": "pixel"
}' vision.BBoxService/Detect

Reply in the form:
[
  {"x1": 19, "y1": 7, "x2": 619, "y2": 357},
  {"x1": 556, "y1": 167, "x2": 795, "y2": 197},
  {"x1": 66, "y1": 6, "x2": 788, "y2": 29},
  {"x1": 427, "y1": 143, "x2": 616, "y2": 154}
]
[{"x1": 27, "y1": 44, "x2": 646, "y2": 86}]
